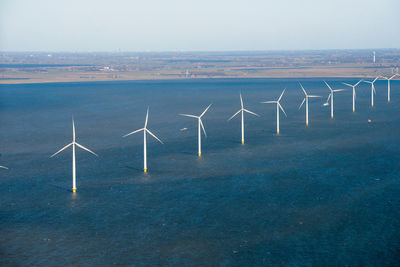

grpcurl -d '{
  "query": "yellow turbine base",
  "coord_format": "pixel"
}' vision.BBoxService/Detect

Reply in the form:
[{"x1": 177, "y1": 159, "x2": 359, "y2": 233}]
[
  {"x1": 388, "y1": 99, "x2": 390, "y2": 103},
  {"x1": 241, "y1": 140, "x2": 244, "y2": 144},
  {"x1": 306, "y1": 122, "x2": 309, "y2": 126},
  {"x1": 277, "y1": 130, "x2": 279, "y2": 135},
  {"x1": 72, "y1": 188, "x2": 76, "y2": 193},
  {"x1": 144, "y1": 169, "x2": 147, "y2": 173},
  {"x1": 198, "y1": 152, "x2": 201, "y2": 157},
  {"x1": 353, "y1": 109, "x2": 355, "y2": 113},
  {"x1": 372, "y1": 104, "x2": 374, "y2": 107},
  {"x1": 331, "y1": 115, "x2": 333, "y2": 119}
]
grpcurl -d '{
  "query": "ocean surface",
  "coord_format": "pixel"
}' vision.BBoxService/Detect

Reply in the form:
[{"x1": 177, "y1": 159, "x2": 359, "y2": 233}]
[{"x1": 1, "y1": 78, "x2": 400, "y2": 266}]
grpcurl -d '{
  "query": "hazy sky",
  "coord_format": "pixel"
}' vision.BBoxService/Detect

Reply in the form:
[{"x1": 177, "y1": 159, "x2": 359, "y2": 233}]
[{"x1": 1, "y1": 0, "x2": 399, "y2": 52}]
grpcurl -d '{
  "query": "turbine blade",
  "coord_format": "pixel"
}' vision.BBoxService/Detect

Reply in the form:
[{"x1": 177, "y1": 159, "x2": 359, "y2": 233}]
[
  {"x1": 279, "y1": 103, "x2": 287, "y2": 117},
  {"x1": 342, "y1": 82, "x2": 353, "y2": 87},
  {"x1": 278, "y1": 88, "x2": 286, "y2": 102},
  {"x1": 75, "y1": 143, "x2": 98, "y2": 157},
  {"x1": 144, "y1": 107, "x2": 149, "y2": 128},
  {"x1": 200, "y1": 104, "x2": 212, "y2": 117},
  {"x1": 324, "y1": 80, "x2": 333, "y2": 92},
  {"x1": 228, "y1": 109, "x2": 241, "y2": 121},
  {"x1": 308, "y1": 95, "x2": 321, "y2": 98},
  {"x1": 373, "y1": 76, "x2": 380, "y2": 83},
  {"x1": 299, "y1": 82, "x2": 307, "y2": 96},
  {"x1": 299, "y1": 98, "x2": 305, "y2": 110},
  {"x1": 179, "y1": 114, "x2": 198, "y2": 119},
  {"x1": 123, "y1": 128, "x2": 144, "y2": 137},
  {"x1": 243, "y1": 108, "x2": 259, "y2": 117},
  {"x1": 200, "y1": 119, "x2": 207, "y2": 137},
  {"x1": 261, "y1": 101, "x2": 276, "y2": 104},
  {"x1": 354, "y1": 80, "x2": 363, "y2": 87},
  {"x1": 390, "y1": 74, "x2": 398, "y2": 80},
  {"x1": 51, "y1": 143, "x2": 72, "y2": 157},
  {"x1": 326, "y1": 93, "x2": 332, "y2": 103},
  {"x1": 0, "y1": 166, "x2": 8, "y2": 169},
  {"x1": 146, "y1": 129, "x2": 163, "y2": 144},
  {"x1": 72, "y1": 117, "x2": 75, "y2": 142},
  {"x1": 240, "y1": 93, "x2": 243, "y2": 108},
  {"x1": 333, "y1": 89, "x2": 345, "y2": 92}
]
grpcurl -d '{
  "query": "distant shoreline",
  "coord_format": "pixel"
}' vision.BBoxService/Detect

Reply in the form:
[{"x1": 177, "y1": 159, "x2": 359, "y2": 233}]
[
  {"x1": 1, "y1": 49, "x2": 398, "y2": 85},
  {"x1": 0, "y1": 74, "x2": 387, "y2": 85}
]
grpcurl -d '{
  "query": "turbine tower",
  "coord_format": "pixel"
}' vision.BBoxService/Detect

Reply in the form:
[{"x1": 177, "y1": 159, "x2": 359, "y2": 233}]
[
  {"x1": 363, "y1": 76, "x2": 380, "y2": 107},
  {"x1": 324, "y1": 81, "x2": 345, "y2": 119},
  {"x1": 228, "y1": 93, "x2": 259, "y2": 144},
  {"x1": 51, "y1": 118, "x2": 98, "y2": 193},
  {"x1": 123, "y1": 107, "x2": 163, "y2": 173},
  {"x1": 298, "y1": 83, "x2": 321, "y2": 126},
  {"x1": 382, "y1": 74, "x2": 399, "y2": 102},
  {"x1": 261, "y1": 89, "x2": 287, "y2": 135},
  {"x1": 342, "y1": 80, "x2": 363, "y2": 112},
  {"x1": 179, "y1": 104, "x2": 211, "y2": 157}
]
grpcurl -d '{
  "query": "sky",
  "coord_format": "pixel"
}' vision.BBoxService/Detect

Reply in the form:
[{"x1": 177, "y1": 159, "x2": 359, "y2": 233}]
[{"x1": 0, "y1": 0, "x2": 399, "y2": 52}]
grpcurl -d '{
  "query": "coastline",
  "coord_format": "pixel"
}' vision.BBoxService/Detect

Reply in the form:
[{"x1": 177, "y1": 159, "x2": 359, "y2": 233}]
[{"x1": 0, "y1": 69, "x2": 391, "y2": 85}]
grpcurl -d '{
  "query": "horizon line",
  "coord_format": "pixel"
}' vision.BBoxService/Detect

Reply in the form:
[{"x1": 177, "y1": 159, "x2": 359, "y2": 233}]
[{"x1": 1, "y1": 48, "x2": 400, "y2": 54}]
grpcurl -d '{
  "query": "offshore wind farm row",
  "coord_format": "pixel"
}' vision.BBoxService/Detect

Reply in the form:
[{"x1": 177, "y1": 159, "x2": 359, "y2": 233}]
[{"x1": 1, "y1": 74, "x2": 398, "y2": 194}]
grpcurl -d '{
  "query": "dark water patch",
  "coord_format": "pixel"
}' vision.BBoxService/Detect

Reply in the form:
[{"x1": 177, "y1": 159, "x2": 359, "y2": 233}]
[{"x1": 0, "y1": 79, "x2": 399, "y2": 266}]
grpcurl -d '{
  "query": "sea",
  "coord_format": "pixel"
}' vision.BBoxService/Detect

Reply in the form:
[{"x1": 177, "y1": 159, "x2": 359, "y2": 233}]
[{"x1": 1, "y1": 78, "x2": 399, "y2": 266}]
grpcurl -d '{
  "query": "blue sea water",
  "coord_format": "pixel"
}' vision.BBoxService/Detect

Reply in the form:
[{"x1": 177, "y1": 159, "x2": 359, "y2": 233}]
[{"x1": 0, "y1": 78, "x2": 400, "y2": 266}]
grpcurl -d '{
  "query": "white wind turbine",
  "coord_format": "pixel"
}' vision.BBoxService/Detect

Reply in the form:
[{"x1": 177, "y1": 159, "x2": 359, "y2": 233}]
[
  {"x1": 123, "y1": 107, "x2": 163, "y2": 173},
  {"x1": 179, "y1": 104, "x2": 211, "y2": 157},
  {"x1": 228, "y1": 93, "x2": 259, "y2": 144},
  {"x1": 382, "y1": 74, "x2": 399, "y2": 102},
  {"x1": 51, "y1": 118, "x2": 98, "y2": 193},
  {"x1": 261, "y1": 89, "x2": 287, "y2": 135},
  {"x1": 342, "y1": 80, "x2": 363, "y2": 112},
  {"x1": 298, "y1": 83, "x2": 321, "y2": 126},
  {"x1": 324, "y1": 81, "x2": 345, "y2": 119},
  {"x1": 363, "y1": 76, "x2": 380, "y2": 107}
]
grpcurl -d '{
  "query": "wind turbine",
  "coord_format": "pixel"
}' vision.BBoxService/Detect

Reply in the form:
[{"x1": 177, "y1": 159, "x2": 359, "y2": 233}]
[
  {"x1": 363, "y1": 76, "x2": 380, "y2": 107},
  {"x1": 228, "y1": 93, "x2": 259, "y2": 144},
  {"x1": 342, "y1": 80, "x2": 363, "y2": 112},
  {"x1": 0, "y1": 166, "x2": 8, "y2": 169},
  {"x1": 298, "y1": 83, "x2": 321, "y2": 126},
  {"x1": 261, "y1": 89, "x2": 287, "y2": 135},
  {"x1": 51, "y1": 118, "x2": 98, "y2": 193},
  {"x1": 382, "y1": 74, "x2": 399, "y2": 102},
  {"x1": 123, "y1": 107, "x2": 163, "y2": 173},
  {"x1": 179, "y1": 104, "x2": 211, "y2": 157},
  {"x1": 324, "y1": 81, "x2": 345, "y2": 119}
]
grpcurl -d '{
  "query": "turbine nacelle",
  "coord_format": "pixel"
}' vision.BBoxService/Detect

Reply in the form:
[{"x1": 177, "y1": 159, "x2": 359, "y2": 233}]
[
  {"x1": 123, "y1": 108, "x2": 163, "y2": 143},
  {"x1": 261, "y1": 89, "x2": 287, "y2": 134},
  {"x1": 298, "y1": 82, "x2": 321, "y2": 109},
  {"x1": 51, "y1": 118, "x2": 98, "y2": 158},
  {"x1": 261, "y1": 89, "x2": 287, "y2": 117},
  {"x1": 179, "y1": 104, "x2": 211, "y2": 156},
  {"x1": 179, "y1": 104, "x2": 212, "y2": 137},
  {"x1": 228, "y1": 93, "x2": 259, "y2": 121},
  {"x1": 323, "y1": 81, "x2": 344, "y2": 118}
]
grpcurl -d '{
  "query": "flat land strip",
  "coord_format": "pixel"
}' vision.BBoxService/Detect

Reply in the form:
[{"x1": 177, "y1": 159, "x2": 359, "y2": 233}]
[{"x1": 1, "y1": 50, "x2": 399, "y2": 84}]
